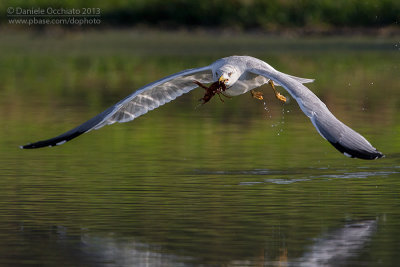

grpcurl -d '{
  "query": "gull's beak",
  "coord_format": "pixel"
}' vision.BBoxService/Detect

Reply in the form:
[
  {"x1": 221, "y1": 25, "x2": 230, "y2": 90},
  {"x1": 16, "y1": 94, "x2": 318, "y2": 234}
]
[{"x1": 219, "y1": 75, "x2": 228, "y2": 83}]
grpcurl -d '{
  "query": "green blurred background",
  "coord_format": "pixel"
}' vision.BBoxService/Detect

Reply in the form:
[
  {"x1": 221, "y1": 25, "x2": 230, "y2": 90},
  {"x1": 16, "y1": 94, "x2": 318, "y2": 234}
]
[{"x1": 2, "y1": 0, "x2": 400, "y2": 30}]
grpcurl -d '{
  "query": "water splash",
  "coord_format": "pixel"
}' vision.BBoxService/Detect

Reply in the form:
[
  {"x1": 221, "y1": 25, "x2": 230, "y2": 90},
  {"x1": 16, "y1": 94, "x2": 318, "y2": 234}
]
[
  {"x1": 261, "y1": 98, "x2": 290, "y2": 136},
  {"x1": 263, "y1": 101, "x2": 272, "y2": 119},
  {"x1": 270, "y1": 105, "x2": 287, "y2": 136}
]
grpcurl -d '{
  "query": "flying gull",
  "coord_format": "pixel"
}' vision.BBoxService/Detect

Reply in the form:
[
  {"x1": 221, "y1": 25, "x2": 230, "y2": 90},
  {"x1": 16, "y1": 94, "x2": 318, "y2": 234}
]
[{"x1": 21, "y1": 56, "x2": 383, "y2": 160}]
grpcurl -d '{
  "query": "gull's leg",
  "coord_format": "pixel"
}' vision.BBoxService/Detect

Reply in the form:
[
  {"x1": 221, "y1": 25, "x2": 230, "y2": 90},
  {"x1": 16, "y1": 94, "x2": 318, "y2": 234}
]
[
  {"x1": 268, "y1": 80, "x2": 286, "y2": 103},
  {"x1": 250, "y1": 90, "x2": 264, "y2": 100}
]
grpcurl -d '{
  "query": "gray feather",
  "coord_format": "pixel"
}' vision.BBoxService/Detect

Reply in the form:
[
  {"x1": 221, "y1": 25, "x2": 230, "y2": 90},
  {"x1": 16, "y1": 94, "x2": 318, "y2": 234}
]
[{"x1": 22, "y1": 66, "x2": 213, "y2": 148}]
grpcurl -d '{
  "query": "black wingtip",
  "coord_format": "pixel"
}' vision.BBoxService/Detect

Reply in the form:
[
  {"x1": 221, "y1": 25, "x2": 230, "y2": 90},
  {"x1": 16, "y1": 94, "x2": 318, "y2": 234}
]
[
  {"x1": 20, "y1": 140, "x2": 65, "y2": 149},
  {"x1": 21, "y1": 143, "x2": 53, "y2": 149},
  {"x1": 20, "y1": 144, "x2": 33, "y2": 149},
  {"x1": 20, "y1": 143, "x2": 38, "y2": 149},
  {"x1": 20, "y1": 102, "x2": 116, "y2": 149},
  {"x1": 329, "y1": 141, "x2": 384, "y2": 160},
  {"x1": 20, "y1": 131, "x2": 84, "y2": 149}
]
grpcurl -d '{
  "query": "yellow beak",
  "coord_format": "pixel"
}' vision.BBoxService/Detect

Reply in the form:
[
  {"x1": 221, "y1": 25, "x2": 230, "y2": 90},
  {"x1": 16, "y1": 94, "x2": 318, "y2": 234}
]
[{"x1": 219, "y1": 75, "x2": 227, "y2": 83}]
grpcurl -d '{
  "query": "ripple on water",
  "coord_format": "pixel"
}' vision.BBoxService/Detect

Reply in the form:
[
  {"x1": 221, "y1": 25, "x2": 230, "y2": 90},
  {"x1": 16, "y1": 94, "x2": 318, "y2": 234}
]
[
  {"x1": 311, "y1": 171, "x2": 399, "y2": 179},
  {"x1": 231, "y1": 167, "x2": 399, "y2": 186},
  {"x1": 262, "y1": 178, "x2": 311, "y2": 185}
]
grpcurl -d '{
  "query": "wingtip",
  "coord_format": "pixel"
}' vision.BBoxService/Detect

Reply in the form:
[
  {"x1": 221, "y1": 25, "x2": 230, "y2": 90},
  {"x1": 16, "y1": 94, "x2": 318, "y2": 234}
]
[
  {"x1": 20, "y1": 141, "x2": 63, "y2": 149},
  {"x1": 20, "y1": 143, "x2": 33, "y2": 149},
  {"x1": 19, "y1": 128, "x2": 87, "y2": 149},
  {"x1": 374, "y1": 150, "x2": 385, "y2": 159},
  {"x1": 20, "y1": 143, "x2": 40, "y2": 149},
  {"x1": 330, "y1": 141, "x2": 384, "y2": 160}
]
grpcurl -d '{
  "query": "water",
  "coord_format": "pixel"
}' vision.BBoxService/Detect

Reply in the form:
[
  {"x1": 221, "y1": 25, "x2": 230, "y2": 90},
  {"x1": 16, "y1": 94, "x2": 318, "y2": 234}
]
[{"x1": 1, "y1": 31, "x2": 400, "y2": 266}]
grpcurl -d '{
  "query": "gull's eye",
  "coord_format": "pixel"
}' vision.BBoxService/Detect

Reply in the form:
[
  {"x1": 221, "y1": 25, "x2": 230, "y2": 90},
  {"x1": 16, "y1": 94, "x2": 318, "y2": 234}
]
[{"x1": 228, "y1": 72, "x2": 232, "y2": 77}]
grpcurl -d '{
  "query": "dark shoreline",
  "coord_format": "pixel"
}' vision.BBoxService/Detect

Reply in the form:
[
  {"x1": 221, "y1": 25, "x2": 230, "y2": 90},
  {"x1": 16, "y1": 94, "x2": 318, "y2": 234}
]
[{"x1": 2, "y1": 24, "x2": 400, "y2": 38}]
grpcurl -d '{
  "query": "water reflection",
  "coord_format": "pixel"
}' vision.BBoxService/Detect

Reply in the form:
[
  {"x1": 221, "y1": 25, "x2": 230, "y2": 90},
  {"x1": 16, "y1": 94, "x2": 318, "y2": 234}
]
[
  {"x1": 13, "y1": 220, "x2": 377, "y2": 266},
  {"x1": 13, "y1": 225, "x2": 189, "y2": 266},
  {"x1": 81, "y1": 235, "x2": 190, "y2": 266},
  {"x1": 295, "y1": 220, "x2": 377, "y2": 267}
]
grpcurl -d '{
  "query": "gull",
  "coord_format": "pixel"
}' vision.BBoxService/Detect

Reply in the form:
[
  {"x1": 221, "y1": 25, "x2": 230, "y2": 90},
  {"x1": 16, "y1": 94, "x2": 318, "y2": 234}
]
[{"x1": 21, "y1": 56, "x2": 383, "y2": 160}]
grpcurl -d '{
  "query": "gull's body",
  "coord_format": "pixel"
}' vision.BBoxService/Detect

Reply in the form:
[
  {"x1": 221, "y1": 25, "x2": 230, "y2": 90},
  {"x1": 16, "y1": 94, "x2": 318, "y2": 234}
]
[{"x1": 22, "y1": 56, "x2": 383, "y2": 160}]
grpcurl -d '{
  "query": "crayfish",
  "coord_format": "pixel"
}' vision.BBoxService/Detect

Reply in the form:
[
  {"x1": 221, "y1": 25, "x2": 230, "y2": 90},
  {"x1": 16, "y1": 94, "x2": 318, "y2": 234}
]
[{"x1": 193, "y1": 80, "x2": 229, "y2": 104}]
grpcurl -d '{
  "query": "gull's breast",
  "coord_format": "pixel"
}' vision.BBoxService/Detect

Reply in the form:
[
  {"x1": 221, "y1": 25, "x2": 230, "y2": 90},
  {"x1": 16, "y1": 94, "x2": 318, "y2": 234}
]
[{"x1": 225, "y1": 74, "x2": 269, "y2": 96}]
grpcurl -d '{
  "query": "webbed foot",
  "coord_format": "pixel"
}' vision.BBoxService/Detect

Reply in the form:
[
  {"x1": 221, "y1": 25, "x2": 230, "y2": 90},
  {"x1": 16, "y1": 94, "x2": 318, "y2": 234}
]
[
  {"x1": 250, "y1": 90, "x2": 264, "y2": 100},
  {"x1": 268, "y1": 80, "x2": 286, "y2": 103}
]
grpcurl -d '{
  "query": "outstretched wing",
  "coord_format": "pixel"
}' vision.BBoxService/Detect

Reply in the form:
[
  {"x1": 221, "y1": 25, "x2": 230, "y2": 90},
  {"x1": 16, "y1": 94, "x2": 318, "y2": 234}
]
[
  {"x1": 250, "y1": 68, "x2": 383, "y2": 160},
  {"x1": 22, "y1": 66, "x2": 214, "y2": 149}
]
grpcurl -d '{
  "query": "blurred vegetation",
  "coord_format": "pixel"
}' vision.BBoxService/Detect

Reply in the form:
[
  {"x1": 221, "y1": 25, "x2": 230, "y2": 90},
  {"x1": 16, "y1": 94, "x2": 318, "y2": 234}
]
[{"x1": 2, "y1": 0, "x2": 400, "y2": 30}]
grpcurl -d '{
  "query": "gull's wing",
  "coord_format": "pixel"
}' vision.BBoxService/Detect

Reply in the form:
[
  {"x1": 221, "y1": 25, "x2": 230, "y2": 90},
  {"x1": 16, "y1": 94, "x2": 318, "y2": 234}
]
[
  {"x1": 250, "y1": 68, "x2": 383, "y2": 160},
  {"x1": 22, "y1": 66, "x2": 213, "y2": 149}
]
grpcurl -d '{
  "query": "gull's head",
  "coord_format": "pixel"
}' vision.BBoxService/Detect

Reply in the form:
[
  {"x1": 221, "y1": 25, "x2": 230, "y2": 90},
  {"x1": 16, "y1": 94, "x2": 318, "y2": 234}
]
[{"x1": 216, "y1": 65, "x2": 239, "y2": 87}]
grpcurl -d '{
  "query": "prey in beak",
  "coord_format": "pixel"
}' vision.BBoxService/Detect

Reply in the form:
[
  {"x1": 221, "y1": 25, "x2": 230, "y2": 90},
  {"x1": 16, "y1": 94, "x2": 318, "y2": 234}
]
[{"x1": 193, "y1": 75, "x2": 230, "y2": 104}]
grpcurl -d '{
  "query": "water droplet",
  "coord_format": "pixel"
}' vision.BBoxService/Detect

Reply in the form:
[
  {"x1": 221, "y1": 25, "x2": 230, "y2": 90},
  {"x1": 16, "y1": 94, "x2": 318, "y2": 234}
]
[{"x1": 263, "y1": 101, "x2": 273, "y2": 120}]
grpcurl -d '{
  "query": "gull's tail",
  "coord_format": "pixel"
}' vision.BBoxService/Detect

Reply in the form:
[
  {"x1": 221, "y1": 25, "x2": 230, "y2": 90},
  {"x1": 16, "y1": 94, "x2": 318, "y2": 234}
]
[
  {"x1": 274, "y1": 74, "x2": 314, "y2": 87},
  {"x1": 287, "y1": 75, "x2": 314, "y2": 84}
]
